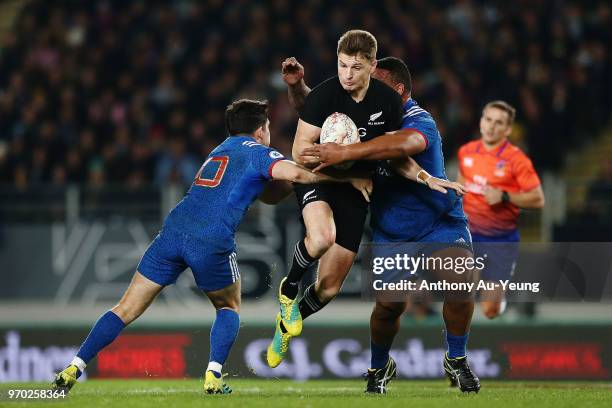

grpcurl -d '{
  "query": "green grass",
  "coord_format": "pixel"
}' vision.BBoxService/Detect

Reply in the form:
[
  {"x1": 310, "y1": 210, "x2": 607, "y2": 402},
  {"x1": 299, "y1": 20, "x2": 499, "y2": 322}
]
[{"x1": 1, "y1": 379, "x2": 610, "y2": 408}]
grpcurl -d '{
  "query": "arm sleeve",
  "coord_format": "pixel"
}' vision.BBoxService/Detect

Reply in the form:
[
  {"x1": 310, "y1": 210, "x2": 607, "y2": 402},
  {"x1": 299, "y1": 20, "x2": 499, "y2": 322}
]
[
  {"x1": 512, "y1": 153, "x2": 541, "y2": 191},
  {"x1": 251, "y1": 145, "x2": 287, "y2": 180},
  {"x1": 298, "y1": 81, "x2": 331, "y2": 127}
]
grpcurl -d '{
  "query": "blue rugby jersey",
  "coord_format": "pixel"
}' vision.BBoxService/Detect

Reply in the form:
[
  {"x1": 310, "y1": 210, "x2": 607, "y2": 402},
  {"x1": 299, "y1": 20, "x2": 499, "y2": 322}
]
[
  {"x1": 163, "y1": 135, "x2": 285, "y2": 250},
  {"x1": 371, "y1": 99, "x2": 466, "y2": 241}
]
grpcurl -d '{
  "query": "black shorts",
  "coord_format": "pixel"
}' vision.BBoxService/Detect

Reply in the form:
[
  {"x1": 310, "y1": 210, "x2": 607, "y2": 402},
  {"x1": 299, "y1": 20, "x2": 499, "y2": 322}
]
[{"x1": 294, "y1": 183, "x2": 368, "y2": 253}]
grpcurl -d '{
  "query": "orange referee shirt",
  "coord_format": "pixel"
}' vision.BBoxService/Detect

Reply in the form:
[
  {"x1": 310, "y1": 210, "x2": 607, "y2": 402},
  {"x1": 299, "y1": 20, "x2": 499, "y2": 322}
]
[{"x1": 458, "y1": 140, "x2": 541, "y2": 237}]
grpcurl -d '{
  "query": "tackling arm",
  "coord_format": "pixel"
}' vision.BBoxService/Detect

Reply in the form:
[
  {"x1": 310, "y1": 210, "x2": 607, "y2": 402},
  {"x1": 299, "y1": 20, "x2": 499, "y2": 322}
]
[
  {"x1": 301, "y1": 128, "x2": 427, "y2": 170},
  {"x1": 271, "y1": 160, "x2": 373, "y2": 202},
  {"x1": 391, "y1": 158, "x2": 467, "y2": 195},
  {"x1": 345, "y1": 128, "x2": 428, "y2": 161},
  {"x1": 258, "y1": 180, "x2": 294, "y2": 205}
]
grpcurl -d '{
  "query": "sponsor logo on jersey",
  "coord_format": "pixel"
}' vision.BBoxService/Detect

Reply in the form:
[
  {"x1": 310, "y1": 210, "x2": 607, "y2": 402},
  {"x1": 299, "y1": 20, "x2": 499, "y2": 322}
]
[
  {"x1": 463, "y1": 157, "x2": 474, "y2": 167},
  {"x1": 269, "y1": 151, "x2": 284, "y2": 159}
]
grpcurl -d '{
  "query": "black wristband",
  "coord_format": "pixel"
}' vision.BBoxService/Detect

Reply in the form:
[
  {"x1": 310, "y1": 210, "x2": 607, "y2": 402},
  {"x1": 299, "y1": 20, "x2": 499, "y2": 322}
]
[{"x1": 501, "y1": 191, "x2": 510, "y2": 203}]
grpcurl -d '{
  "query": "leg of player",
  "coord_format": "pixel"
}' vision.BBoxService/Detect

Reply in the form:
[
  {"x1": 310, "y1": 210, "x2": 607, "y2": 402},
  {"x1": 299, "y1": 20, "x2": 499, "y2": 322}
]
[
  {"x1": 52, "y1": 271, "x2": 163, "y2": 392},
  {"x1": 480, "y1": 284, "x2": 506, "y2": 319},
  {"x1": 436, "y1": 246, "x2": 481, "y2": 393},
  {"x1": 364, "y1": 301, "x2": 405, "y2": 394},
  {"x1": 267, "y1": 243, "x2": 356, "y2": 368},
  {"x1": 203, "y1": 280, "x2": 241, "y2": 395},
  {"x1": 301, "y1": 242, "x2": 356, "y2": 318},
  {"x1": 269, "y1": 206, "x2": 352, "y2": 369},
  {"x1": 278, "y1": 201, "x2": 335, "y2": 337}
]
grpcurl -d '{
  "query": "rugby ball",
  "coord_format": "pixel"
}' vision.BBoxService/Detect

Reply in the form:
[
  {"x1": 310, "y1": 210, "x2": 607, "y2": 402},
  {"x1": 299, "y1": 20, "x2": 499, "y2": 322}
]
[{"x1": 320, "y1": 112, "x2": 359, "y2": 169}]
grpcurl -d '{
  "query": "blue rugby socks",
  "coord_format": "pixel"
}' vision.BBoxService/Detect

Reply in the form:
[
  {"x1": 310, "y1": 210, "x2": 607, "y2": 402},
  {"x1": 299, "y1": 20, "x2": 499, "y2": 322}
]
[
  {"x1": 370, "y1": 341, "x2": 392, "y2": 369},
  {"x1": 207, "y1": 308, "x2": 240, "y2": 375},
  {"x1": 446, "y1": 332, "x2": 469, "y2": 358},
  {"x1": 73, "y1": 310, "x2": 126, "y2": 373}
]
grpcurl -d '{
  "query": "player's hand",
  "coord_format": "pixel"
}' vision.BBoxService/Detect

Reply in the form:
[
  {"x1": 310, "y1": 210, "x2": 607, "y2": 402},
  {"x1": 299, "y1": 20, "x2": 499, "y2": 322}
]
[
  {"x1": 426, "y1": 177, "x2": 468, "y2": 195},
  {"x1": 350, "y1": 177, "x2": 373, "y2": 202},
  {"x1": 301, "y1": 143, "x2": 348, "y2": 172},
  {"x1": 282, "y1": 57, "x2": 305, "y2": 86},
  {"x1": 483, "y1": 186, "x2": 503, "y2": 205}
]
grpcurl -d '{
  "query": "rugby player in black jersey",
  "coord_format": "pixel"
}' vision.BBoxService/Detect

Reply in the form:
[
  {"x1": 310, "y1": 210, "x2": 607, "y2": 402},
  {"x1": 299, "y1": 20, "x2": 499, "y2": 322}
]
[{"x1": 267, "y1": 30, "x2": 463, "y2": 371}]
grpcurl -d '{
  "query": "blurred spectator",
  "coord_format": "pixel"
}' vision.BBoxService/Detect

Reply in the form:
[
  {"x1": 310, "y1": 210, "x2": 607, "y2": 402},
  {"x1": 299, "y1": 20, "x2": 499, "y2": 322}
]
[
  {"x1": 155, "y1": 137, "x2": 199, "y2": 186},
  {"x1": 0, "y1": 0, "x2": 610, "y2": 193}
]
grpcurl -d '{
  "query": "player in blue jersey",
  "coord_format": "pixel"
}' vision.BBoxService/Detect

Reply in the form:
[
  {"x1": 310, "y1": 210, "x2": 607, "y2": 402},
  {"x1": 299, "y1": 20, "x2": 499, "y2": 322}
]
[
  {"x1": 52, "y1": 99, "x2": 371, "y2": 395},
  {"x1": 293, "y1": 57, "x2": 480, "y2": 394}
]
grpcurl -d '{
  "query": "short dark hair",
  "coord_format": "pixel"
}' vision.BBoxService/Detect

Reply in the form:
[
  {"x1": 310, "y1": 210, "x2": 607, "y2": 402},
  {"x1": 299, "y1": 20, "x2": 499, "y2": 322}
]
[
  {"x1": 376, "y1": 57, "x2": 412, "y2": 96},
  {"x1": 337, "y1": 30, "x2": 377, "y2": 61},
  {"x1": 483, "y1": 100, "x2": 516, "y2": 126},
  {"x1": 225, "y1": 99, "x2": 269, "y2": 136}
]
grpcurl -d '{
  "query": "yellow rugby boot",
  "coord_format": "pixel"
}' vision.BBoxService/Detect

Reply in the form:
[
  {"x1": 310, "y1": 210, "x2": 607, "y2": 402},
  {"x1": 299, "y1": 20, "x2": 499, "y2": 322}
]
[
  {"x1": 204, "y1": 370, "x2": 232, "y2": 394},
  {"x1": 278, "y1": 277, "x2": 302, "y2": 336},
  {"x1": 266, "y1": 313, "x2": 292, "y2": 368},
  {"x1": 52, "y1": 365, "x2": 80, "y2": 393}
]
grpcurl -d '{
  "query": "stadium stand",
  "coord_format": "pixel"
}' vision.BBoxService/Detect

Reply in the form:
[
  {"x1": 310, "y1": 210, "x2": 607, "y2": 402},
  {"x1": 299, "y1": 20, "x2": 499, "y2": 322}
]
[{"x1": 0, "y1": 0, "x2": 610, "y2": 231}]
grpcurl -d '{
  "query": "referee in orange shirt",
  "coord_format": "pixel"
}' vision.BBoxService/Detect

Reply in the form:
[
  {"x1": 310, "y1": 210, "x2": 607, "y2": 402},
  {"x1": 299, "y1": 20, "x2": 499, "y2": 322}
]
[{"x1": 457, "y1": 101, "x2": 545, "y2": 319}]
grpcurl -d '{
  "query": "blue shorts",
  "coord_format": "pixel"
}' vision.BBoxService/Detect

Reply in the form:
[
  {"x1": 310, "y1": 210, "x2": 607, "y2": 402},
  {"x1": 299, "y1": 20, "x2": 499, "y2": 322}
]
[
  {"x1": 472, "y1": 230, "x2": 519, "y2": 281},
  {"x1": 137, "y1": 228, "x2": 240, "y2": 292},
  {"x1": 371, "y1": 218, "x2": 473, "y2": 281},
  {"x1": 373, "y1": 217, "x2": 472, "y2": 246}
]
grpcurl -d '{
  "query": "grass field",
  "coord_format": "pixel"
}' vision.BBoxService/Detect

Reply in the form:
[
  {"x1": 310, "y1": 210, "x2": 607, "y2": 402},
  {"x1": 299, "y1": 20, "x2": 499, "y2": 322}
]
[{"x1": 1, "y1": 379, "x2": 610, "y2": 408}]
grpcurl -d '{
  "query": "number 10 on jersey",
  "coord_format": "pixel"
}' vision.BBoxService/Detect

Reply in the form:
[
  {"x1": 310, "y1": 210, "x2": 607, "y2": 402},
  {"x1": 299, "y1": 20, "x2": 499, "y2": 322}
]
[{"x1": 194, "y1": 156, "x2": 229, "y2": 187}]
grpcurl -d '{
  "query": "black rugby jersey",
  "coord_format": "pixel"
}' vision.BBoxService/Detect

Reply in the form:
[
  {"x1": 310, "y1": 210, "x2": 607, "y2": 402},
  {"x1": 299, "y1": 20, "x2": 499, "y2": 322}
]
[{"x1": 299, "y1": 76, "x2": 403, "y2": 171}]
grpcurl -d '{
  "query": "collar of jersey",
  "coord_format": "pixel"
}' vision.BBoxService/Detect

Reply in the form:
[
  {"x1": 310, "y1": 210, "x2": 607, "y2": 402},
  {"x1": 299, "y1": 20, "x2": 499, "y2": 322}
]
[
  {"x1": 229, "y1": 134, "x2": 258, "y2": 143},
  {"x1": 403, "y1": 98, "x2": 417, "y2": 111},
  {"x1": 476, "y1": 139, "x2": 510, "y2": 157}
]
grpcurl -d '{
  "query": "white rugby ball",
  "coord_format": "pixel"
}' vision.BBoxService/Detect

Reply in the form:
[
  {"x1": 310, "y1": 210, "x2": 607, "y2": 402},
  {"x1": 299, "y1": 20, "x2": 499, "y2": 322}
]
[{"x1": 320, "y1": 112, "x2": 359, "y2": 169}]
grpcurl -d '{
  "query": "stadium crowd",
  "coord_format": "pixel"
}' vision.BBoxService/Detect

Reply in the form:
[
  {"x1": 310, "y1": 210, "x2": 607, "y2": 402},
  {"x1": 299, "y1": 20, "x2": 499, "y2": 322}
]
[{"x1": 0, "y1": 0, "x2": 610, "y2": 190}]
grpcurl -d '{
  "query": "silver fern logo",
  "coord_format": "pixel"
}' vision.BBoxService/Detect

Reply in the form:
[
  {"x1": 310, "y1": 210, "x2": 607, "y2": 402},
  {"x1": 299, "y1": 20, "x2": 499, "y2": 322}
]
[{"x1": 369, "y1": 111, "x2": 382, "y2": 121}]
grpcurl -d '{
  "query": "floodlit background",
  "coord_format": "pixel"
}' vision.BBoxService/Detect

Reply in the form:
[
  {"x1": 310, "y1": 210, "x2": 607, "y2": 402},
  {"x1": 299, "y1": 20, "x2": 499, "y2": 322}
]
[{"x1": 0, "y1": 0, "x2": 610, "y2": 382}]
